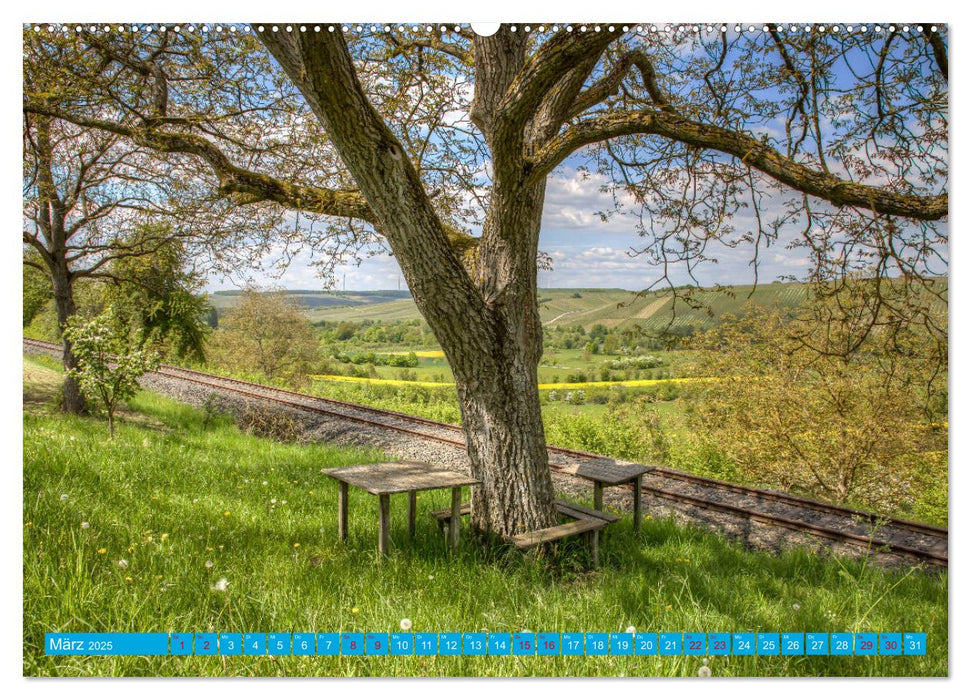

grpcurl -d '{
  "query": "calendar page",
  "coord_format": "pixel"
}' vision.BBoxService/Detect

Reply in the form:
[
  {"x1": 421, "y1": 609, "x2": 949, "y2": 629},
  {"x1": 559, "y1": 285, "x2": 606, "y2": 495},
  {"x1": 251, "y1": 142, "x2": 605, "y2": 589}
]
[{"x1": 20, "y1": 7, "x2": 949, "y2": 683}]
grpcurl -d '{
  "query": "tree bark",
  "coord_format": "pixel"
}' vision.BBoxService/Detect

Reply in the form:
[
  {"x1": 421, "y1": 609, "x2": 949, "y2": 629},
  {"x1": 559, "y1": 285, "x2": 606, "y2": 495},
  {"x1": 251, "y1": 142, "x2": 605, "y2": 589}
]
[{"x1": 50, "y1": 260, "x2": 85, "y2": 414}]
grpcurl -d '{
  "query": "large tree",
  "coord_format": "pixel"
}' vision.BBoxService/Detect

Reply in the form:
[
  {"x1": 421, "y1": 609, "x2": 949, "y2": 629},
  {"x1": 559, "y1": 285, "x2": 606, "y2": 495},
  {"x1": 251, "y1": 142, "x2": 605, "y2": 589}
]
[{"x1": 24, "y1": 23, "x2": 948, "y2": 536}]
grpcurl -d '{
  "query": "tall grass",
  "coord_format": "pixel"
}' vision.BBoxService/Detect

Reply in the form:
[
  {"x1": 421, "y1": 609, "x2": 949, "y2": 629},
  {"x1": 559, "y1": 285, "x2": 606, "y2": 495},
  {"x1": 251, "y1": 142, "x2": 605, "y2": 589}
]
[{"x1": 23, "y1": 370, "x2": 947, "y2": 677}]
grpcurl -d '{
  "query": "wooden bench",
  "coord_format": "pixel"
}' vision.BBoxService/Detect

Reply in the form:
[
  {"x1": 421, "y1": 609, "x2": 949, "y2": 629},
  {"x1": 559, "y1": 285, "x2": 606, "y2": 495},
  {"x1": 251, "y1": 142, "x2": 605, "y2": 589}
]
[
  {"x1": 559, "y1": 458, "x2": 655, "y2": 534},
  {"x1": 430, "y1": 499, "x2": 617, "y2": 566},
  {"x1": 507, "y1": 518, "x2": 609, "y2": 566}
]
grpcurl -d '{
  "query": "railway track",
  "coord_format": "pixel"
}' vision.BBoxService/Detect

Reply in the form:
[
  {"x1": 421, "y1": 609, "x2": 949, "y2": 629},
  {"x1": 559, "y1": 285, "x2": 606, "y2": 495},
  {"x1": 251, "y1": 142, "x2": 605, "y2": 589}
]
[{"x1": 24, "y1": 337, "x2": 948, "y2": 567}]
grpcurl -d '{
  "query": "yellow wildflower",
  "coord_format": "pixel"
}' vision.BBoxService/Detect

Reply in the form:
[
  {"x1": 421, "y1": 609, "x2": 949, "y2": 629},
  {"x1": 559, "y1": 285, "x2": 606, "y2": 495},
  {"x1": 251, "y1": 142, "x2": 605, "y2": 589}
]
[{"x1": 97, "y1": 548, "x2": 107, "y2": 555}]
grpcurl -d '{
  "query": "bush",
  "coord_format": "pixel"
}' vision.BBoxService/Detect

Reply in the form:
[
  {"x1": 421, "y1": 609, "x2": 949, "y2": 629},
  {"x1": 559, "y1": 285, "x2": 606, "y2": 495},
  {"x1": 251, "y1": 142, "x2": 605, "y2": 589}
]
[{"x1": 237, "y1": 403, "x2": 300, "y2": 442}]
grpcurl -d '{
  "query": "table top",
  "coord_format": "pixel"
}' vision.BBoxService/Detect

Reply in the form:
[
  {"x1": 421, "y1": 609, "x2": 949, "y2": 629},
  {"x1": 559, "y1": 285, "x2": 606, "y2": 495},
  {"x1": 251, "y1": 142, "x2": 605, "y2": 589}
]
[
  {"x1": 324, "y1": 461, "x2": 481, "y2": 495},
  {"x1": 564, "y1": 458, "x2": 655, "y2": 485}
]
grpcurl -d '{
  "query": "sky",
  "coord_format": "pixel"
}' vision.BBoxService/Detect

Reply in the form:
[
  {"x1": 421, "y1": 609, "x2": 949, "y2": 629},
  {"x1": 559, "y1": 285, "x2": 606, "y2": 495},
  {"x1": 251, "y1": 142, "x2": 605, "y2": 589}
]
[{"x1": 206, "y1": 168, "x2": 813, "y2": 293}]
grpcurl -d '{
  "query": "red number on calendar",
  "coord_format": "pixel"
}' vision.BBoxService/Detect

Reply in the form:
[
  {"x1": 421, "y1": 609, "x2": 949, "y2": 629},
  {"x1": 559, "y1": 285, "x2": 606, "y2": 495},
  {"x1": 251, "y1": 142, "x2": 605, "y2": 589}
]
[
  {"x1": 714, "y1": 641, "x2": 726, "y2": 650},
  {"x1": 861, "y1": 641, "x2": 873, "y2": 650},
  {"x1": 203, "y1": 641, "x2": 210, "y2": 650},
  {"x1": 374, "y1": 641, "x2": 382, "y2": 650},
  {"x1": 689, "y1": 641, "x2": 702, "y2": 650},
  {"x1": 885, "y1": 641, "x2": 898, "y2": 650}
]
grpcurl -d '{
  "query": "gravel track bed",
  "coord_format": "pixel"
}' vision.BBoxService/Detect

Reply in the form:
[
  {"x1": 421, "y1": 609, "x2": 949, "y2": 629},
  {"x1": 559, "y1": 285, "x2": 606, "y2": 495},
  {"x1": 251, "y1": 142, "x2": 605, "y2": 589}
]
[{"x1": 24, "y1": 340, "x2": 945, "y2": 569}]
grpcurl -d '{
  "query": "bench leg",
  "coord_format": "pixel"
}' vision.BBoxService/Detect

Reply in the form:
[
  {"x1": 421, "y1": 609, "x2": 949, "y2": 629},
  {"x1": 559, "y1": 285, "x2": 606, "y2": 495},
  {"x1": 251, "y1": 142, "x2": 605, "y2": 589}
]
[
  {"x1": 408, "y1": 492, "x2": 417, "y2": 538},
  {"x1": 378, "y1": 494, "x2": 390, "y2": 556},
  {"x1": 338, "y1": 482, "x2": 348, "y2": 541},
  {"x1": 593, "y1": 481, "x2": 604, "y2": 511},
  {"x1": 448, "y1": 487, "x2": 461, "y2": 552},
  {"x1": 633, "y1": 475, "x2": 642, "y2": 535},
  {"x1": 591, "y1": 529, "x2": 600, "y2": 568}
]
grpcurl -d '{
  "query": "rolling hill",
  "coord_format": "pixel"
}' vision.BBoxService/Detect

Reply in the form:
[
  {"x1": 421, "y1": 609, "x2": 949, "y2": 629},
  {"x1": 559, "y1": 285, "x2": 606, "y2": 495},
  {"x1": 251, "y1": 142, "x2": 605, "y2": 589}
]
[
  {"x1": 208, "y1": 282, "x2": 822, "y2": 330},
  {"x1": 208, "y1": 279, "x2": 945, "y2": 331}
]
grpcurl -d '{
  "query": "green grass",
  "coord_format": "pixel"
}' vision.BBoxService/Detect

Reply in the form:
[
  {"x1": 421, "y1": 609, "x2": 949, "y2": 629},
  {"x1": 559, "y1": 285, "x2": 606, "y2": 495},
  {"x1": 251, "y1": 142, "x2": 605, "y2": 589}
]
[{"x1": 23, "y1": 360, "x2": 947, "y2": 677}]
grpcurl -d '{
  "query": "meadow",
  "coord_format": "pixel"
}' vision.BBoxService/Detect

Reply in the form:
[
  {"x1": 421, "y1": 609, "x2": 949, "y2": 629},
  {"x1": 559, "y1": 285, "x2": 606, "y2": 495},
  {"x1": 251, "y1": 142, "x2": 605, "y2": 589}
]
[{"x1": 23, "y1": 358, "x2": 948, "y2": 677}]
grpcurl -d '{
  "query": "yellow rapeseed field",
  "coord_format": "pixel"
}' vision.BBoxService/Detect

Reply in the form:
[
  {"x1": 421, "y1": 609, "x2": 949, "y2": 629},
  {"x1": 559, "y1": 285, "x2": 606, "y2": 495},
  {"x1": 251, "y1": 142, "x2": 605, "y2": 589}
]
[{"x1": 312, "y1": 375, "x2": 452, "y2": 388}]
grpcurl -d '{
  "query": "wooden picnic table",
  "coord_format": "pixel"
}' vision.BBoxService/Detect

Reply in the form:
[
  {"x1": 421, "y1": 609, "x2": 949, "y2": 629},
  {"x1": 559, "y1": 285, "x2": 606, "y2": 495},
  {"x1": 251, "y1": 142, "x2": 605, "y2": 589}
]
[
  {"x1": 324, "y1": 461, "x2": 481, "y2": 555},
  {"x1": 560, "y1": 458, "x2": 654, "y2": 533}
]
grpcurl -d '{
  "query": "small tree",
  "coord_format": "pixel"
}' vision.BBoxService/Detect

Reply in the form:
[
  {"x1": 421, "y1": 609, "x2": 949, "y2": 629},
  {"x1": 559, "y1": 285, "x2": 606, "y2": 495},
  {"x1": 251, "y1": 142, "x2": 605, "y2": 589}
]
[
  {"x1": 63, "y1": 308, "x2": 160, "y2": 437},
  {"x1": 207, "y1": 289, "x2": 319, "y2": 385}
]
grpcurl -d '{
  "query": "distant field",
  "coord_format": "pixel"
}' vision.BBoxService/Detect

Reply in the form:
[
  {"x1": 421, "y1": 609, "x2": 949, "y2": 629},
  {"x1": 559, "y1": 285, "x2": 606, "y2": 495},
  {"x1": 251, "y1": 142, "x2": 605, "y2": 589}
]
[
  {"x1": 307, "y1": 283, "x2": 806, "y2": 330},
  {"x1": 208, "y1": 283, "x2": 814, "y2": 330},
  {"x1": 208, "y1": 279, "x2": 946, "y2": 331}
]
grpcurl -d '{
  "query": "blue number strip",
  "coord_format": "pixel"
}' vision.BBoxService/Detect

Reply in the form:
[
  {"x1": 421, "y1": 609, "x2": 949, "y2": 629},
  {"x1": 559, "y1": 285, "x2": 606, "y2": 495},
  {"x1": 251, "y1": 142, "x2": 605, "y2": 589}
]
[{"x1": 44, "y1": 632, "x2": 926, "y2": 656}]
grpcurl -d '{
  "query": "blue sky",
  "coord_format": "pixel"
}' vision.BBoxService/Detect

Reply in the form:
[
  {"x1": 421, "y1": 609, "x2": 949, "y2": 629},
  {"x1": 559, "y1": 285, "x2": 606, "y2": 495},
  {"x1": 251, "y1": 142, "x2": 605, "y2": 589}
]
[{"x1": 206, "y1": 168, "x2": 811, "y2": 293}]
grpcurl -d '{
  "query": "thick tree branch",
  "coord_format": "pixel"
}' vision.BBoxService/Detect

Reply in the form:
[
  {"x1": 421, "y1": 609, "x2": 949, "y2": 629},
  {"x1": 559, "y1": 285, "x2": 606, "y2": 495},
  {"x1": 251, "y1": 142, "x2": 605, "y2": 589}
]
[
  {"x1": 492, "y1": 28, "x2": 620, "y2": 144},
  {"x1": 568, "y1": 49, "x2": 671, "y2": 119},
  {"x1": 24, "y1": 103, "x2": 376, "y2": 222},
  {"x1": 528, "y1": 109, "x2": 948, "y2": 221},
  {"x1": 25, "y1": 105, "x2": 479, "y2": 255}
]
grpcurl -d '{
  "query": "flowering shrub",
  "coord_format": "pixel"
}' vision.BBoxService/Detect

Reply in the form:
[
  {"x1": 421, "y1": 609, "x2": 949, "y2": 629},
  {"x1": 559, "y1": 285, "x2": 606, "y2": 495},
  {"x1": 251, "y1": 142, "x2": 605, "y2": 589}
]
[
  {"x1": 564, "y1": 390, "x2": 586, "y2": 405},
  {"x1": 63, "y1": 307, "x2": 160, "y2": 437}
]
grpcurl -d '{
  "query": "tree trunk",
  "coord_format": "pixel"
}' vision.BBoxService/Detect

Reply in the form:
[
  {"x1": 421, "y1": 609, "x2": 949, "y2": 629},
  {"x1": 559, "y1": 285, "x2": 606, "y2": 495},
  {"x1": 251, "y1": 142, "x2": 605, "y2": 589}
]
[
  {"x1": 260, "y1": 31, "x2": 563, "y2": 538},
  {"x1": 454, "y1": 178, "x2": 558, "y2": 537},
  {"x1": 456, "y1": 347, "x2": 557, "y2": 536},
  {"x1": 51, "y1": 262, "x2": 84, "y2": 414}
]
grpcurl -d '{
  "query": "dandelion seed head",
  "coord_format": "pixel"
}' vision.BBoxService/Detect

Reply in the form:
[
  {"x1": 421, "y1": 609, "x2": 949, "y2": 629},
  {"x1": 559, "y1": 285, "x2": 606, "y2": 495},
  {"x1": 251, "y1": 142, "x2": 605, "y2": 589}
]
[
  {"x1": 400, "y1": 618, "x2": 413, "y2": 631},
  {"x1": 60, "y1": 494, "x2": 69, "y2": 501},
  {"x1": 80, "y1": 522, "x2": 90, "y2": 529},
  {"x1": 625, "y1": 626, "x2": 636, "y2": 634},
  {"x1": 793, "y1": 603, "x2": 801, "y2": 611},
  {"x1": 205, "y1": 560, "x2": 213, "y2": 568},
  {"x1": 698, "y1": 665, "x2": 712, "y2": 677},
  {"x1": 117, "y1": 559, "x2": 129, "y2": 568},
  {"x1": 212, "y1": 577, "x2": 229, "y2": 592}
]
